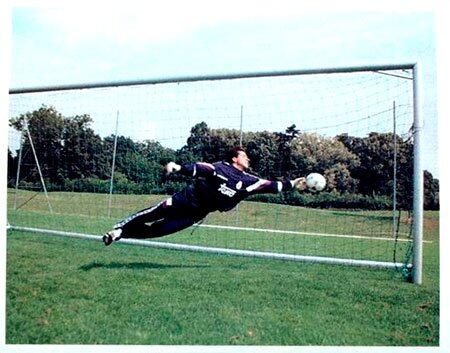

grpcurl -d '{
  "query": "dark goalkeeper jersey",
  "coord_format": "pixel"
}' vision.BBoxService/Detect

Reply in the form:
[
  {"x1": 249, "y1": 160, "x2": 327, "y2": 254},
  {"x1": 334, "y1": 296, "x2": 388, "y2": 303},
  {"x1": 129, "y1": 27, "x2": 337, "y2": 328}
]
[{"x1": 173, "y1": 161, "x2": 293, "y2": 212}]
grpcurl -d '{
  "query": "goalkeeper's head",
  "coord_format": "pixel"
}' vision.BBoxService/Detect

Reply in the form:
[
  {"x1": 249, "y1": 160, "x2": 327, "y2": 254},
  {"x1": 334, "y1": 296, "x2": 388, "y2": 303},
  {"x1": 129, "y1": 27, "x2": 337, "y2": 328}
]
[{"x1": 226, "y1": 146, "x2": 250, "y2": 171}]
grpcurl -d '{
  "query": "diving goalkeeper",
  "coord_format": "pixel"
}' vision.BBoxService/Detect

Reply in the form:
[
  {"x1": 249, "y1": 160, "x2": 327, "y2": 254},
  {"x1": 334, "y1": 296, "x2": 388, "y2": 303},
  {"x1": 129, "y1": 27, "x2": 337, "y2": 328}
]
[{"x1": 103, "y1": 147, "x2": 306, "y2": 245}]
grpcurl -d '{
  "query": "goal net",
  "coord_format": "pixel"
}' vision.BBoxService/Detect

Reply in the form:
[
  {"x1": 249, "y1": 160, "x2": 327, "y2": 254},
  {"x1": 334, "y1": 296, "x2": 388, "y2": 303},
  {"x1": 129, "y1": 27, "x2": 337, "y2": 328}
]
[{"x1": 7, "y1": 66, "x2": 421, "y2": 277}]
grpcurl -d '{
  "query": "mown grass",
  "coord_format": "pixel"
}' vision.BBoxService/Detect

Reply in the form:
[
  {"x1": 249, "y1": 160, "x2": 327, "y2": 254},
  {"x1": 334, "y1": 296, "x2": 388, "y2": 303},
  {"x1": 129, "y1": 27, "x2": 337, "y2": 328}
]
[{"x1": 6, "y1": 190, "x2": 439, "y2": 345}]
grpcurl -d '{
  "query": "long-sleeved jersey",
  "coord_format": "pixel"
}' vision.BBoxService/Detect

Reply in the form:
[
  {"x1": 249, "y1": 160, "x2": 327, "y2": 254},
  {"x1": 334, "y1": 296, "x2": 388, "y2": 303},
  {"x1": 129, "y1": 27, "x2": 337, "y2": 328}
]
[{"x1": 172, "y1": 161, "x2": 293, "y2": 212}]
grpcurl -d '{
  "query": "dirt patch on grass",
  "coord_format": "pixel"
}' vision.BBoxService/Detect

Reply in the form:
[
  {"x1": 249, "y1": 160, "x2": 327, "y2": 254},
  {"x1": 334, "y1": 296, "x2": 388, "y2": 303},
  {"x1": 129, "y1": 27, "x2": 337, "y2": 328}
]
[{"x1": 423, "y1": 217, "x2": 439, "y2": 232}]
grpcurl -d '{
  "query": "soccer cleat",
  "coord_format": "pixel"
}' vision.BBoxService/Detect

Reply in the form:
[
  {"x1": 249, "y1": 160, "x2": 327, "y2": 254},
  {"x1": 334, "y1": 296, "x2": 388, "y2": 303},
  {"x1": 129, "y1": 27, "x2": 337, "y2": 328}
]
[
  {"x1": 103, "y1": 228, "x2": 122, "y2": 246},
  {"x1": 102, "y1": 233, "x2": 113, "y2": 246}
]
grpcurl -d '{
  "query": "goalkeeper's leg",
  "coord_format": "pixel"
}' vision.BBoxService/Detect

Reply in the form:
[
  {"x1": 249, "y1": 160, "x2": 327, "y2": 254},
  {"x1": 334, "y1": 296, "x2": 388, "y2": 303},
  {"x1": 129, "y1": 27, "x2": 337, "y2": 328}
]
[
  {"x1": 103, "y1": 197, "x2": 206, "y2": 245},
  {"x1": 120, "y1": 214, "x2": 205, "y2": 240}
]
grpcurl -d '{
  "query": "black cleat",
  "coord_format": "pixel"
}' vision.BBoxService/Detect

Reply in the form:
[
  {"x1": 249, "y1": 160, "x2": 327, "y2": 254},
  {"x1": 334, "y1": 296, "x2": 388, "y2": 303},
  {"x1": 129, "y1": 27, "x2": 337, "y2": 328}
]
[
  {"x1": 103, "y1": 233, "x2": 113, "y2": 246},
  {"x1": 103, "y1": 229, "x2": 122, "y2": 246}
]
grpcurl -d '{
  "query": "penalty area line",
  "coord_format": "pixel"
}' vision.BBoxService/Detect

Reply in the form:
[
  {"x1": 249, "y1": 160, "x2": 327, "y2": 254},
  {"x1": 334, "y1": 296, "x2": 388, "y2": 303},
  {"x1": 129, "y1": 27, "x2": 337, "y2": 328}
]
[{"x1": 196, "y1": 224, "x2": 433, "y2": 243}]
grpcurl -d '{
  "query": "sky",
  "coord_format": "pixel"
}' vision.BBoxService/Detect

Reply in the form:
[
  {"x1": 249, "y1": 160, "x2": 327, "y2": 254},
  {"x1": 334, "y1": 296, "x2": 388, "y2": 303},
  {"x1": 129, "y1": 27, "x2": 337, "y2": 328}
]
[{"x1": 7, "y1": 1, "x2": 440, "y2": 180}]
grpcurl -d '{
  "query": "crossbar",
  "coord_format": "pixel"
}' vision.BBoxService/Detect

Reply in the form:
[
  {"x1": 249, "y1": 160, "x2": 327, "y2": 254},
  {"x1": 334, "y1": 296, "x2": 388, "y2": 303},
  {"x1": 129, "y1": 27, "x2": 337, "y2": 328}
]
[{"x1": 9, "y1": 63, "x2": 415, "y2": 94}]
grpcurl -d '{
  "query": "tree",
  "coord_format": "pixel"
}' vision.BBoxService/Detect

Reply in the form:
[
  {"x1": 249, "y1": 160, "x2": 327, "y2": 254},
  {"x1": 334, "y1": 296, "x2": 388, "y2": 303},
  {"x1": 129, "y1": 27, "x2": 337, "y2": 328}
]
[
  {"x1": 273, "y1": 125, "x2": 300, "y2": 179},
  {"x1": 61, "y1": 114, "x2": 110, "y2": 180},
  {"x1": 104, "y1": 135, "x2": 140, "y2": 181},
  {"x1": 183, "y1": 122, "x2": 212, "y2": 160},
  {"x1": 137, "y1": 140, "x2": 177, "y2": 186},
  {"x1": 291, "y1": 133, "x2": 360, "y2": 193},
  {"x1": 182, "y1": 122, "x2": 241, "y2": 163},
  {"x1": 7, "y1": 149, "x2": 17, "y2": 186},
  {"x1": 243, "y1": 131, "x2": 279, "y2": 178},
  {"x1": 10, "y1": 106, "x2": 111, "y2": 186},
  {"x1": 424, "y1": 170, "x2": 439, "y2": 210},
  {"x1": 337, "y1": 132, "x2": 416, "y2": 208},
  {"x1": 9, "y1": 106, "x2": 65, "y2": 185}
]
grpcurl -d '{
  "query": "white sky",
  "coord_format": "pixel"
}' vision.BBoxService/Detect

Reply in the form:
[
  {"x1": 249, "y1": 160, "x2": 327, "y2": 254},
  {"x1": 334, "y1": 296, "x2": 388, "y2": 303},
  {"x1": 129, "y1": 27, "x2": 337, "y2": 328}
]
[{"x1": 6, "y1": 1, "x2": 442, "y2": 180}]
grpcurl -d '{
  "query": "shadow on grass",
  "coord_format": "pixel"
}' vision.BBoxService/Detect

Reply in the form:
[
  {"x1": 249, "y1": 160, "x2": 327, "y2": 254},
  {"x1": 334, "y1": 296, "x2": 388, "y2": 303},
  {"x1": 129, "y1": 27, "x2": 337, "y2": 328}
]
[{"x1": 79, "y1": 261, "x2": 210, "y2": 271}]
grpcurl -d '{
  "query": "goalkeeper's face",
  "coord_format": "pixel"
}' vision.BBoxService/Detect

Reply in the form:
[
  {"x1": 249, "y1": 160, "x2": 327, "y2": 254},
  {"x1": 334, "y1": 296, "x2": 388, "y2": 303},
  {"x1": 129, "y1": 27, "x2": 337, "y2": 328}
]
[{"x1": 233, "y1": 151, "x2": 250, "y2": 171}]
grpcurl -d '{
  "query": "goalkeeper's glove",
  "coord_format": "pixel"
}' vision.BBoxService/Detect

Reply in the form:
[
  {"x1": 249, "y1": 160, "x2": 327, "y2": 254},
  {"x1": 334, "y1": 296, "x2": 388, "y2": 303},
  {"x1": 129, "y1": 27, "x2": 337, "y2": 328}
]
[
  {"x1": 291, "y1": 177, "x2": 307, "y2": 191},
  {"x1": 164, "y1": 162, "x2": 181, "y2": 175}
]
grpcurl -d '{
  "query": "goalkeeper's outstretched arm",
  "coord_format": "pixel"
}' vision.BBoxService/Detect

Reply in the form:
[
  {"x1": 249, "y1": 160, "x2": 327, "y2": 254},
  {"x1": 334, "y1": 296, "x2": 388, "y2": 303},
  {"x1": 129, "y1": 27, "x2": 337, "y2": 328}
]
[
  {"x1": 165, "y1": 161, "x2": 307, "y2": 192},
  {"x1": 246, "y1": 177, "x2": 307, "y2": 194}
]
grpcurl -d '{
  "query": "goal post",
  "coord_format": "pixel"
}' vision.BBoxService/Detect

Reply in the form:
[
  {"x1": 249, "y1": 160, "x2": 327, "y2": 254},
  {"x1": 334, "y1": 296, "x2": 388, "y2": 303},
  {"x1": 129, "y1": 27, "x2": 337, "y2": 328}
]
[
  {"x1": 412, "y1": 62, "x2": 424, "y2": 285},
  {"x1": 8, "y1": 63, "x2": 424, "y2": 283}
]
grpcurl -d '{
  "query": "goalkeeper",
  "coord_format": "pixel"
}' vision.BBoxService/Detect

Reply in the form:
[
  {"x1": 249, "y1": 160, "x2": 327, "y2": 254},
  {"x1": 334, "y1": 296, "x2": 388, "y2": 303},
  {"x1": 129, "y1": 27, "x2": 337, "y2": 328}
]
[{"x1": 103, "y1": 147, "x2": 306, "y2": 246}]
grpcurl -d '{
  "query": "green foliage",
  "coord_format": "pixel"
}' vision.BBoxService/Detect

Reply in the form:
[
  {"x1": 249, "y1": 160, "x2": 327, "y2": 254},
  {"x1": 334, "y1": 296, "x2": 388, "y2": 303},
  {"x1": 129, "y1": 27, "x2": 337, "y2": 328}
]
[
  {"x1": 63, "y1": 177, "x2": 111, "y2": 193},
  {"x1": 424, "y1": 170, "x2": 439, "y2": 210},
  {"x1": 336, "y1": 132, "x2": 415, "y2": 209},
  {"x1": 9, "y1": 106, "x2": 111, "y2": 184},
  {"x1": 10, "y1": 106, "x2": 65, "y2": 184},
  {"x1": 9, "y1": 107, "x2": 439, "y2": 210},
  {"x1": 249, "y1": 191, "x2": 392, "y2": 210},
  {"x1": 291, "y1": 133, "x2": 360, "y2": 192}
]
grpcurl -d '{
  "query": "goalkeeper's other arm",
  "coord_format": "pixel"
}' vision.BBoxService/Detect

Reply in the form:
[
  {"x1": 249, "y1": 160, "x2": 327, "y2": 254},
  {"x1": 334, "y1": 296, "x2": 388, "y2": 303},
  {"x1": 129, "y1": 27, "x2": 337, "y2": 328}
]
[
  {"x1": 164, "y1": 162, "x2": 181, "y2": 175},
  {"x1": 164, "y1": 161, "x2": 215, "y2": 177}
]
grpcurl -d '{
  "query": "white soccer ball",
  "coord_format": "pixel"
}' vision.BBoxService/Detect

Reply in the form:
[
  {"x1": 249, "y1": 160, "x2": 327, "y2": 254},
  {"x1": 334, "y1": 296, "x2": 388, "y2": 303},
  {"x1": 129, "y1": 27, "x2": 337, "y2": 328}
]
[{"x1": 305, "y1": 173, "x2": 326, "y2": 191}]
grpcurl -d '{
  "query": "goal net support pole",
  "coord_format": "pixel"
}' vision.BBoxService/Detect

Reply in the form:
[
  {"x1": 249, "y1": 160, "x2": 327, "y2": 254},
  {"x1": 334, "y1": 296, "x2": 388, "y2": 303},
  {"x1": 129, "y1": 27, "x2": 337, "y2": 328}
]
[
  {"x1": 24, "y1": 120, "x2": 53, "y2": 214},
  {"x1": 108, "y1": 110, "x2": 120, "y2": 218}
]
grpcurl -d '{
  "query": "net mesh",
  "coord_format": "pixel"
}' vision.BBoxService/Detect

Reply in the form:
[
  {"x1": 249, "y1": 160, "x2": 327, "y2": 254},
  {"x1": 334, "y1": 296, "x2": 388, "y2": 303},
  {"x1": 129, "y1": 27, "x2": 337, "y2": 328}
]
[{"x1": 8, "y1": 69, "x2": 415, "y2": 267}]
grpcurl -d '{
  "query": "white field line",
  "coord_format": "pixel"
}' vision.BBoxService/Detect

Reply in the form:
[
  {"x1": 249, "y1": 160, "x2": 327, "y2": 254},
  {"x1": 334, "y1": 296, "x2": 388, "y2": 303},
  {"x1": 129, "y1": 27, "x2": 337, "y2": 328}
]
[
  {"x1": 9, "y1": 208, "x2": 432, "y2": 244},
  {"x1": 8, "y1": 225, "x2": 409, "y2": 269},
  {"x1": 196, "y1": 223, "x2": 433, "y2": 244}
]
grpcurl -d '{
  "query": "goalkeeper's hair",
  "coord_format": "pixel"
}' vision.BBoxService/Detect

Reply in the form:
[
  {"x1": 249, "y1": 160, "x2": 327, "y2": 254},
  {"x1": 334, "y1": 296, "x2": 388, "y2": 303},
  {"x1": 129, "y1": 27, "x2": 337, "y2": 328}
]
[{"x1": 225, "y1": 146, "x2": 246, "y2": 163}]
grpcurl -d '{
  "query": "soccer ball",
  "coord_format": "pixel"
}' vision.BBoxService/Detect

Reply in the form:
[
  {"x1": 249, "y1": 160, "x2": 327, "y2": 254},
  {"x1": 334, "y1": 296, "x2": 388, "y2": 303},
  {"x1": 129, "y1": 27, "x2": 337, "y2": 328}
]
[{"x1": 305, "y1": 173, "x2": 326, "y2": 191}]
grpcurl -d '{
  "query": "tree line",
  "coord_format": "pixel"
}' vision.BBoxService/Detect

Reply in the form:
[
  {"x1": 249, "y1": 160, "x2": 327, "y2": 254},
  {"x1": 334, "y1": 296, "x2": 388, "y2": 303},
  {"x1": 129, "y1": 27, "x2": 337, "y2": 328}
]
[{"x1": 8, "y1": 106, "x2": 439, "y2": 210}]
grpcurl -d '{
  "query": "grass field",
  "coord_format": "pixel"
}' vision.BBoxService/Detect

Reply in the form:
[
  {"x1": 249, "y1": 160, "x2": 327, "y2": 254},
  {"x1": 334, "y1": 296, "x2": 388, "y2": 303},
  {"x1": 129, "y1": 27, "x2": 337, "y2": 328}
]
[{"x1": 6, "y1": 190, "x2": 439, "y2": 345}]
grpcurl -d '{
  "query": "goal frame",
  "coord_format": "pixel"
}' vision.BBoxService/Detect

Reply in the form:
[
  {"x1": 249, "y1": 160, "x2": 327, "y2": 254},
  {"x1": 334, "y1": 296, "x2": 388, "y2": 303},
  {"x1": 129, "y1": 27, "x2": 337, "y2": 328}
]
[{"x1": 9, "y1": 63, "x2": 424, "y2": 284}]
